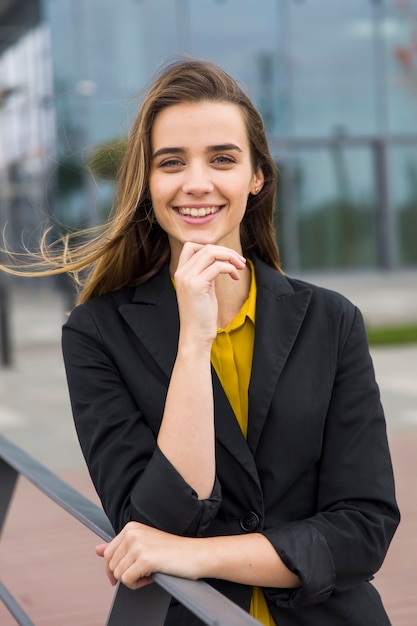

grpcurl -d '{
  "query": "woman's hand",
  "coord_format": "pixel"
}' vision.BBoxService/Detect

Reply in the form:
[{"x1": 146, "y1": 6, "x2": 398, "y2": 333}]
[
  {"x1": 174, "y1": 242, "x2": 246, "y2": 347},
  {"x1": 96, "y1": 521, "x2": 301, "y2": 591},
  {"x1": 95, "y1": 521, "x2": 197, "y2": 590}
]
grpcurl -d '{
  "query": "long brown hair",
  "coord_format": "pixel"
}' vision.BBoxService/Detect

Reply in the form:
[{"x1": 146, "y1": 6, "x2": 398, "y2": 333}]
[{"x1": 1, "y1": 58, "x2": 281, "y2": 304}]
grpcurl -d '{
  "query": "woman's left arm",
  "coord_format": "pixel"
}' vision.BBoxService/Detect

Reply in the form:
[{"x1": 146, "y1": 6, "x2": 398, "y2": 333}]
[
  {"x1": 96, "y1": 299, "x2": 399, "y2": 599},
  {"x1": 96, "y1": 523, "x2": 301, "y2": 590},
  {"x1": 261, "y1": 303, "x2": 400, "y2": 607}
]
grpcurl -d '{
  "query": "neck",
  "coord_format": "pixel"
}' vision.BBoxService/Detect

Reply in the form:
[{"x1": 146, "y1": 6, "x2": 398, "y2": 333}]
[{"x1": 215, "y1": 263, "x2": 251, "y2": 328}]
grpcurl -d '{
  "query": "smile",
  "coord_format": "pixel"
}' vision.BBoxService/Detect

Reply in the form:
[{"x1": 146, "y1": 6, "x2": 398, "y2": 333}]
[{"x1": 176, "y1": 206, "x2": 222, "y2": 217}]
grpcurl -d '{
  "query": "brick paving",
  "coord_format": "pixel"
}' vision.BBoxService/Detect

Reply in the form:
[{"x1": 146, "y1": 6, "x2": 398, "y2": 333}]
[
  {"x1": 0, "y1": 468, "x2": 114, "y2": 626},
  {"x1": 0, "y1": 428, "x2": 415, "y2": 626},
  {"x1": 372, "y1": 429, "x2": 417, "y2": 626}
]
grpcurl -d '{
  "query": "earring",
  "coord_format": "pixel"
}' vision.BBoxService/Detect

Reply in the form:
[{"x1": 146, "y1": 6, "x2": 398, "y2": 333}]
[{"x1": 254, "y1": 186, "x2": 260, "y2": 194}]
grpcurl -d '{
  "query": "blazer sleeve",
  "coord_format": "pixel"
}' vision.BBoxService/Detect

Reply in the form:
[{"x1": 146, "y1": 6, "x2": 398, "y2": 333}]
[
  {"x1": 62, "y1": 303, "x2": 221, "y2": 535},
  {"x1": 261, "y1": 302, "x2": 400, "y2": 608}
]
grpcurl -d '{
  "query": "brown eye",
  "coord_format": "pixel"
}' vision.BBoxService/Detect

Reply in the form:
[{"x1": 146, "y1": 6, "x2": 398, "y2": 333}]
[
  {"x1": 212, "y1": 155, "x2": 235, "y2": 165},
  {"x1": 159, "y1": 158, "x2": 184, "y2": 168}
]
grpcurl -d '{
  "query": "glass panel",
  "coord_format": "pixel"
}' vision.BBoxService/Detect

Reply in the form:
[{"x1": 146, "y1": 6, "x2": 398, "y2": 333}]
[
  {"x1": 390, "y1": 145, "x2": 417, "y2": 265},
  {"x1": 142, "y1": 0, "x2": 308, "y2": 138},
  {"x1": 43, "y1": 0, "x2": 150, "y2": 146},
  {"x1": 386, "y1": 0, "x2": 417, "y2": 134},
  {"x1": 39, "y1": 0, "x2": 417, "y2": 270},
  {"x1": 43, "y1": 0, "x2": 417, "y2": 144},
  {"x1": 0, "y1": 16, "x2": 53, "y2": 250},
  {"x1": 291, "y1": 147, "x2": 377, "y2": 270},
  {"x1": 289, "y1": 0, "x2": 377, "y2": 137}
]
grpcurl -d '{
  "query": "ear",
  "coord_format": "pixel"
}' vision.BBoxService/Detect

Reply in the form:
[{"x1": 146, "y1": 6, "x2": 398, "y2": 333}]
[{"x1": 250, "y1": 168, "x2": 265, "y2": 195}]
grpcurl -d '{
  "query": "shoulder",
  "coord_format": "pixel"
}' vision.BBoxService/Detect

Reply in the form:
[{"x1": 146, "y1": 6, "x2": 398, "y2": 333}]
[
  {"x1": 62, "y1": 286, "x2": 136, "y2": 344},
  {"x1": 253, "y1": 257, "x2": 357, "y2": 317},
  {"x1": 287, "y1": 275, "x2": 356, "y2": 313},
  {"x1": 290, "y1": 275, "x2": 363, "y2": 336},
  {"x1": 253, "y1": 258, "x2": 363, "y2": 347},
  {"x1": 65, "y1": 265, "x2": 173, "y2": 331},
  {"x1": 65, "y1": 284, "x2": 133, "y2": 322},
  {"x1": 285, "y1": 277, "x2": 369, "y2": 357}
]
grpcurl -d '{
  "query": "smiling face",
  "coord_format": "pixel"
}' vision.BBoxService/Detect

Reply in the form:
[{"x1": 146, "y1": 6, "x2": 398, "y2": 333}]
[{"x1": 149, "y1": 101, "x2": 264, "y2": 269}]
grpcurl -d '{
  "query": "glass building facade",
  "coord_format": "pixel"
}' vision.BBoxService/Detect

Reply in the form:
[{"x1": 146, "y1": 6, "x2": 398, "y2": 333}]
[{"x1": 1, "y1": 0, "x2": 417, "y2": 271}]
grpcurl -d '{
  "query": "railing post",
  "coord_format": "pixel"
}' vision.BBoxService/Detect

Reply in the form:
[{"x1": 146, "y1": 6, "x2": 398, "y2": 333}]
[
  {"x1": 106, "y1": 581, "x2": 171, "y2": 626},
  {"x1": 0, "y1": 582, "x2": 35, "y2": 626},
  {"x1": 0, "y1": 278, "x2": 12, "y2": 367},
  {"x1": 0, "y1": 457, "x2": 18, "y2": 535}
]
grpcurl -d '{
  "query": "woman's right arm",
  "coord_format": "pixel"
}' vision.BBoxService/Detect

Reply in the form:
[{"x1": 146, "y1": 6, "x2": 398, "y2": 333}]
[
  {"x1": 156, "y1": 243, "x2": 246, "y2": 499},
  {"x1": 62, "y1": 300, "x2": 221, "y2": 536},
  {"x1": 62, "y1": 243, "x2": 245, "y2": 533}
]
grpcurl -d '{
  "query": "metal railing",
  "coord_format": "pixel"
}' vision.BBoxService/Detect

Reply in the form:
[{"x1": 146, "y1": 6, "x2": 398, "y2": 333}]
[
  {"x1": 0, "y1": 278, "x2": 12, "y2": 367},
  {"x1": 0, "y1": 434, "x2": 261, "y2": 625}
]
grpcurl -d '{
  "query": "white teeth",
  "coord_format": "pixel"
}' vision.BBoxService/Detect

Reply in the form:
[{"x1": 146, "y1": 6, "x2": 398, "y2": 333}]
[{"x1": 178, "y1": 206, "x2": 220, "y2": 217}]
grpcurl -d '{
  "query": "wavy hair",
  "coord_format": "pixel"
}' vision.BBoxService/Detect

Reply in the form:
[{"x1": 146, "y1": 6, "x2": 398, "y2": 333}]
[{"x1": 1, "y1": 58, "x2": 281, "y2": 304}]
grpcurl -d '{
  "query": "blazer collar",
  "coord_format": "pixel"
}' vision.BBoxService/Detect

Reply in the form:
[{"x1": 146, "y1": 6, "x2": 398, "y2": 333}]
[{"x1": 119, "y1": 259, "x2": 312, "y2": 479}]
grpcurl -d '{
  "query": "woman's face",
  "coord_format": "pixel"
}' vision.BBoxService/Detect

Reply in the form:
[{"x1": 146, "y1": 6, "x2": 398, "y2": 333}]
[{"x1": 149, "y1": 101, "x2": 264, "y2": 267}]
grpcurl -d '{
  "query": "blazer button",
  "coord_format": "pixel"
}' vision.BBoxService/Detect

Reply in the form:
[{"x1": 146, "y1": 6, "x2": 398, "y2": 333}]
[{"x1": 239, "y1": 511, "x2": 260, "y2": 532}]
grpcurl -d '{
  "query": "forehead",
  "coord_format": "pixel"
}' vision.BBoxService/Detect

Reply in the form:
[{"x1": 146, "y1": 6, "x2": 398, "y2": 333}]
[{"x1": 151, "y1": 101, "x2": 249, "y2": 147}]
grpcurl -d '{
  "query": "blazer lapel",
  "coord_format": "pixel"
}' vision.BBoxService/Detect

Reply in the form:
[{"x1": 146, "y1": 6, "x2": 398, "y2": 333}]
[
  {"x1": 247, "y1": 259, "x2": 312, "y2": 454},
  {"x1": 212, "y1": 371, "x2": 262, "y2": 488},
  {"x1": 119, "y1": 267, "x2": 180, "y2": 379}
]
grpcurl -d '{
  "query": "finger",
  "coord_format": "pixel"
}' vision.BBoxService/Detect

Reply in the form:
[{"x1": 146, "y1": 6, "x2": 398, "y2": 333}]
[
  {"x1": 132, "y1": 576, "x2": 154, "y2": 590},
  {"x1": 179, "y1": 242, "x2": 246, "y2": 271},
  {"x1": 103, "y1": 553, "x2": 118, "y2": 586},
  {"x1": 190, "y1": 259, "x2": 244, "y2": 283},
  {"x1": 117, "y1": 560, "x2": 153, "y2": 590},
  {"x1": 124, "y1": 575, "x2": 154, "y2": 591},
  {"x1": 103, "y1": 559, "x2": 118, "y2": 586},
  {"x1": 95, "y1": 543, "x2": 107, "y2": 557},
  {"x1": 176, "y1": 248, "x2": 246, "y2": 284},
  {"x1": 112, "y1": 551, "x2": 148, "y2": 588},
  {"x1": 103, "y1": 541, "x2": 127, "y2": 586},
  {"x1": 178, "y1": 241, "x2": 205, "y2": 264},
  {"x1": 190, "y1": 244, "x2": 246, "y2": 269},
  {"x1": 107, "y1": 570, "x2": 118, "y2": 586},
  {"x1": 103, "y1": 530, "x2": 125, "y2": 561}
]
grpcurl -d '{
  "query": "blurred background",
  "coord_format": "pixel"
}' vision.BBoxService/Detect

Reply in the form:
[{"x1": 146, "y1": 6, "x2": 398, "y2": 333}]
[
  {"x1": 0, "y1": 1, "x2": 416, "y2": 625},
  {"x1": 1, "y1": 0, "x2": 417, "y2": 270}
]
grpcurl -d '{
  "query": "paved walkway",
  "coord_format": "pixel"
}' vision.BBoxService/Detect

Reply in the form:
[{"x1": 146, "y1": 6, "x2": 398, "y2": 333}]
[{"x1": 0, "y1": 272, "x2": 416, "y2": 624}]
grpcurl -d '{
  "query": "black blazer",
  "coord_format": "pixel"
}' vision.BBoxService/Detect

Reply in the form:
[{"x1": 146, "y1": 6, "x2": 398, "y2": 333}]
[{"x1": 62, "y1": 257, "x2": 399, "y2": 626}]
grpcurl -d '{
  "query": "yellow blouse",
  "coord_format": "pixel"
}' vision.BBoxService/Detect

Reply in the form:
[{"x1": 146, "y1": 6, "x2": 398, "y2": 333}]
[{"x1": 211, "y1": 261, "x2": 276, "y2": 626}]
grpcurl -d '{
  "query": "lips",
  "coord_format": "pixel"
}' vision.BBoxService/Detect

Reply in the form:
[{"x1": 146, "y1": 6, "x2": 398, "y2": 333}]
[{"x1": 176, "y1": 206, "x2": 222, "y2": 217}]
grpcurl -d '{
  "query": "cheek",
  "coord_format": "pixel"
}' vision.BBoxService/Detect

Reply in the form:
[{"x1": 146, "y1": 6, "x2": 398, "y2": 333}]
[
  {"x1": 224, "y1": 171, "x2": 253, "y2": 199},
  {"x1": 236, "y1": 184, "x2": 252, "y2": 210},
  {"x1": 148, "y1": 173, "x2": 160, "y2": 201},
  {"x1": 149, "y1": 174, "x2": 172, "y2": 208}
]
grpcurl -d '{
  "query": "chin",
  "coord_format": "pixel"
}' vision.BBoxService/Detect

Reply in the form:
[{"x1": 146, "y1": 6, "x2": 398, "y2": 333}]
[{"x1": 182, "y1": 233, "x2": 218, "y2": 246}]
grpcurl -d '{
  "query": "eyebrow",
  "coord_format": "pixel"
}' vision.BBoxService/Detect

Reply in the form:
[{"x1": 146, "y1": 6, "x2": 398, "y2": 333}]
[{"x1": 152, "y1": 143, "x2": 243, "y2": 159}]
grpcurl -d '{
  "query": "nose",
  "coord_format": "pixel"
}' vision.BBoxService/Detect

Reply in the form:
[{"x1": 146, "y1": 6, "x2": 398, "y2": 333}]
[{"x1": 181, "y1": 162, "x2": 214, "y2": 196}]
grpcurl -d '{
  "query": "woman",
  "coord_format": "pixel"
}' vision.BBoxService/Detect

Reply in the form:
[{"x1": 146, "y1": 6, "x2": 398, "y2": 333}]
[{"x1": 2, "y1": 59, "x2": 399, "y2": 625}]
